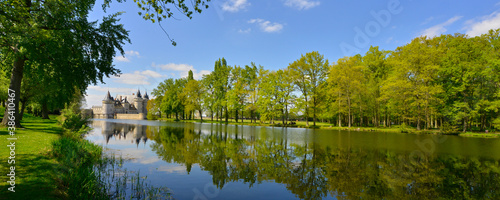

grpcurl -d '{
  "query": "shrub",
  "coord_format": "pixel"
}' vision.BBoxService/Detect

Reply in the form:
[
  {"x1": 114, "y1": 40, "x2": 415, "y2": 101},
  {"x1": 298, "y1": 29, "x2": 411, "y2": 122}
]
[{"x1": 440, "y1": 122, "x2": 459, "y2": 135}]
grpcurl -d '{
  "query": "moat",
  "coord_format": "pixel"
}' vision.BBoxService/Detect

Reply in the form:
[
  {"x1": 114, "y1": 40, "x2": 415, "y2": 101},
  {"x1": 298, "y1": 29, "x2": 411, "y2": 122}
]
[{"x1": 87, "y1": 119, "x2": 500, "y2": 200}]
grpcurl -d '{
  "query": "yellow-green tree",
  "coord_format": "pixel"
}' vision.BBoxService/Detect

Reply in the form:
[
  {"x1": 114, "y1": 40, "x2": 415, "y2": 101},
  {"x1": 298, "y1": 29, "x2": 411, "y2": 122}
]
[
  {"x1": 329, "y1": 55, "x2": 365, "y2": 128},
  {"x1": 288, "y1": 51, "x2": 329, "y2": 126}
]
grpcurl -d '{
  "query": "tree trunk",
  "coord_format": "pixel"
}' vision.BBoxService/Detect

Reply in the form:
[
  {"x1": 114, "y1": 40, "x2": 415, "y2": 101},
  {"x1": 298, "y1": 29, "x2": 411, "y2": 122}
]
[
  {"x1": 313, "y1": 99, "x2": 316, "y2": 126},
  {"x1": 235, "y1": 109, "x2": 238, "y2": 123},
  {"x1": 199, "y1": 109, "x2": 203, "y2": 122},
  {"x1": 41, "y1": 101, "x2": 49, "y2": 119},
  {"x1": 282, "y1": 108, "x2": 285, "y2": 125},
  {"x1": 348, "y1": 96, "x2": 351, "y2": 128},
  {"x1": 434, "y1": 115, "x2": 438, "y2": 129},
  {"x1": 338, "y1": 92, "x2": 341, "y2": 127},
  {"x1": 1, "y1": 57, "x2": 26, "y2": 127},
  {"x1": 462, "y1": 118, "x2": 466, "y2": 132},
  {"x1": 250, "y1": 110, "x2": 257, "y2": 123},
  {"x1": 19, "y1": 99, "x2": 27, "y2": 121},
  {"x1": 225, "y1": 106, "x2": 228, "y2": 123},
  {"x1": 305, "y1": 95, "x2": 309, "y2": 126}
]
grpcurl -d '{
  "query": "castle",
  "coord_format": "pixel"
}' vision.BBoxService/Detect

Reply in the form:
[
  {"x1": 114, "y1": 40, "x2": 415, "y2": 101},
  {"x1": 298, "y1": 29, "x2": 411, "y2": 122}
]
[{"x1": 92, "y1": 90, "x2": 149, "y2": 120}]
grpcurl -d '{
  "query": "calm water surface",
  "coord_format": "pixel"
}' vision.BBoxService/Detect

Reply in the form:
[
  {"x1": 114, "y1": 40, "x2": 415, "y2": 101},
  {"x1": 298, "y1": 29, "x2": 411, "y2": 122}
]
[{"x1": 86, "y1": 119, "x2": 500, "y2": 200}]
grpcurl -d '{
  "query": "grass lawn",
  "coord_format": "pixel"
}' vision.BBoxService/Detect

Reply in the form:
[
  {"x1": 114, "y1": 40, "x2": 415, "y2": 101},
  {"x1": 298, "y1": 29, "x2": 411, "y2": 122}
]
[
  {"x1": 0, "y1": 108, "x2": 64, "y2": 199},
  {"x1": 459, "y1": 132, "x2": 500, "y2": 138},
  {"x1": 158, "y1": 117, "x2": 417, "y2": 133}
]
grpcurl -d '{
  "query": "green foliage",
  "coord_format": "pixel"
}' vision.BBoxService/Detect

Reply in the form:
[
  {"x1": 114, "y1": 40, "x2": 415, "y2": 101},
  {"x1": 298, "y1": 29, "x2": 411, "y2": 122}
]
[
  {"x1": 102, "y1": 0, "x2": 210, "y2": 45},
  {"x1": 58, "y1": 94, "x2": 90, "y2": 137},
  {"x1": 399, "y1": 122, "x2": 409, "y2": 133},
  {"x1": 1, "y1": 0, "x2": 130, "y2": 126},
  {"x1": 440, "y1": 121, "x2": 459, "y2": 135},
  {"x1": 151, "y1": 29, "x2": 500, "y2": 134}
]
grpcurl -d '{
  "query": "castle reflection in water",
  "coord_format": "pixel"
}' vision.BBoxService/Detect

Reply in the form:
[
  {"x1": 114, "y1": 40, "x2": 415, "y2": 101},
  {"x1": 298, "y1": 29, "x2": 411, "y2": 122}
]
[{"x1": 91, "y1": 120, "x2": 152, "y2": 147}]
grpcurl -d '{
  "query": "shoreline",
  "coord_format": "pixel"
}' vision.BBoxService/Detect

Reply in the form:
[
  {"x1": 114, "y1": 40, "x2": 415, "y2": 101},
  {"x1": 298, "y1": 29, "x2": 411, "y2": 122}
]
[{"x1": 155, "y1": 118, "x2": 500, "y2": 138}]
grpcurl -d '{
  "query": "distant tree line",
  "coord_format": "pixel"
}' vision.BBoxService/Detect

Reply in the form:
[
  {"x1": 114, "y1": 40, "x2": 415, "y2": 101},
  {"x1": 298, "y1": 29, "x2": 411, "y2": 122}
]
[{"x1": 150, "y1": 29, "x2": 500, "y2": 132}]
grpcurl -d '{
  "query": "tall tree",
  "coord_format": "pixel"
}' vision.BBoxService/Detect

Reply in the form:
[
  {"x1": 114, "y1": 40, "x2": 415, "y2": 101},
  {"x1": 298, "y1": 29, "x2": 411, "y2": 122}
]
[
  {"x1": 0, "y1": 0, "x2": 129, "y2": 126},
  {"x1": 363, "y1": 46, "x2": 390, "y2": 127},
  {"x1": 183, "y1": 79, "x2": 205, "y2": 121},
  {"x1": 288, "y1": 51, "x2": 329, "y2": 126},
  {"x1": 244, "y1": 63, "x2": 259, "y2": 123},
  {"x1": 213, "y1": 58, "x2": 231, "y2": 122},
  {"x1": 329, "y1": 55, "x2": 365, "y2": 128},
  {"x1": 228, "y1": 66, "x2": 247, "y2": 123}
]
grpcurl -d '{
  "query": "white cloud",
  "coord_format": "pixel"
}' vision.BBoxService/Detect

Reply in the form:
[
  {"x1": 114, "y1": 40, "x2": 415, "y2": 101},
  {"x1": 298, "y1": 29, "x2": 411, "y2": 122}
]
[
  {"x1": 238, "y1": 28, "x2": 251, "y2": 33},
  {"x1": 114, "y1": 56, "x2": 130, "y2": 62},
  {"x1": 464, "y1": 12, "x2": 500, "y2": 37},
  {"x1": 421, "y1": 16, "x2": 434, "y2": 25},
  {"x1": 421, "y1": 16, "x2": 462, "y2": 38},
  {"x1": 113, "y1": 50, "x2": 140, "y2": 62},
  {"x1": 284, "y1": 0, "x2": 320, "y2": 10},
  {"x1": 248, "y1": 18, "x2": 284, "y2": 33},
  {"x1": 153, "y1": 63, "x2": 210, "y2": 79},
  {"x1": 154, "y1": 63, "x2": 194, "y2": 71},
  {"x1": 221, "y1": 0, "x2": 250, "y2": 12},
  {"x1": 88, "y1": 85, "x2": 135, "y2": 93},
  {"x1": 140, "y1": 70, "x2": 163, "y2": 78},
  {"x1": 157, "y1": 165, "x2": 187, "y2": 174},
  {"x1": 125, "y1": 50, "x2": 140, "y2": 57},
  {"x1": 112, "y1": 70, "x2": 166, "y2": 85},
  {"x1": 194, "y1": 70, "x2": 211, "y2": 80},
  {"x1": 386, "y1": 37, "x2": 393, "y2": 43}
]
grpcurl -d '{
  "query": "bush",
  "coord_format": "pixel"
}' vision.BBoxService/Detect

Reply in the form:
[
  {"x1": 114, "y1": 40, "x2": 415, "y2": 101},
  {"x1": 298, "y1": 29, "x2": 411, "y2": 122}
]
[
  {"x1": 52, "y1": 137, "x2": 108, "y2": 200},
  {"x1": 58, "y1": 95, "x2": 91, "y2": 137},
  {"x1": 440, "y1": 122, "x2": 459, "y2": 135},
  {"x1": 399, "y1": 122, "x2": 409, "y2": 133}
]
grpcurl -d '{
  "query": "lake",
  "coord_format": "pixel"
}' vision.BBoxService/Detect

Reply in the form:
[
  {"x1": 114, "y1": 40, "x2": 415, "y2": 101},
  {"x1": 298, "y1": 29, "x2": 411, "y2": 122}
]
[{"x1": 86, "y1": 119, "x2": 500, "y2": 200}]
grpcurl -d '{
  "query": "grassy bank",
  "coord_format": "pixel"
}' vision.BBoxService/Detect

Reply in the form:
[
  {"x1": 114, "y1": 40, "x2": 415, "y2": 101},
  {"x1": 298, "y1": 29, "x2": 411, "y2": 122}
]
[
  {"x1": 0, "y1": 113, "x2": 63, "y2": 199},
  {"x1": 159, "y1": 117, "x2": 422, "y2": 132},
  {"x1": 0, "y1": 108, "x2": 107, "y2": 199},
  {"x1": 0, "y1": 108, "x2": 171, "y2": 199},
  {"x1": 158, "y1": 117, "x2": 500, "y2": 137},
  {"x1": 459, "y1": 132, "x2": 500, "y2": 138}
]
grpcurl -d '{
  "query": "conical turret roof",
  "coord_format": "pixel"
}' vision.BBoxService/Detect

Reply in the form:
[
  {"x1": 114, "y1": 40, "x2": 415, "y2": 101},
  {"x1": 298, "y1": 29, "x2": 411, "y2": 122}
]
[
  {"x1": 135, "y1": 89, "x2": 142, "y2": 98},
  {"x1": 103, "y1": 91, "x2": 113, "y2": 101}
]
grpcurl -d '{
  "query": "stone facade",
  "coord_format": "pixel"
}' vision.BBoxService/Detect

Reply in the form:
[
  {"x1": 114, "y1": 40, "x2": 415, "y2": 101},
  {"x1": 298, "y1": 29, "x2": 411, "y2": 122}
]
[{"x1": 92, "y1": 90, "x2": 149, "y2": 120}]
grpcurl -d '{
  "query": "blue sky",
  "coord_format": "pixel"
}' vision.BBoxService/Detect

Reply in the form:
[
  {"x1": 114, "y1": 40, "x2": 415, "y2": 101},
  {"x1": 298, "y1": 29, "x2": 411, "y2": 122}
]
[{"x1": 84, "y1": 0, "x2": 500, "y2": 108}]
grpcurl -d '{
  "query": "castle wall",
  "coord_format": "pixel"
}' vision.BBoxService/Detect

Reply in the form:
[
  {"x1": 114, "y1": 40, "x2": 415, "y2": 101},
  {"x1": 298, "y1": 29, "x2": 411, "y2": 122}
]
[{"x1": 116, "y1": 113, "x2": 147, "y2": 120}]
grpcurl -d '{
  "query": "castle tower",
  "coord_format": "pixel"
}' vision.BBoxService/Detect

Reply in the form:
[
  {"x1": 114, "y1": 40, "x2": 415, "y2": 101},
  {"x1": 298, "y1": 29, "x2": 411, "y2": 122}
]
[
  {"x1": 133, "y1": 89, "x2": 144, "y2": 117},
  {"x1": 123, "y1": 96, "x2": 130, "y2": 113},
  {"x1": 102, "y1": 91, "x2": 114, "y2": 118}
]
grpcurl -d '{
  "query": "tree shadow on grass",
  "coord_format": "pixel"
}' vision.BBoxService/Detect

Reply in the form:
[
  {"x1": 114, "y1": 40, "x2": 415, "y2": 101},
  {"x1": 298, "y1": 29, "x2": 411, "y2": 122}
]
[{"x1": 0, "y1": 153, "x2": 65, "y2": 200}]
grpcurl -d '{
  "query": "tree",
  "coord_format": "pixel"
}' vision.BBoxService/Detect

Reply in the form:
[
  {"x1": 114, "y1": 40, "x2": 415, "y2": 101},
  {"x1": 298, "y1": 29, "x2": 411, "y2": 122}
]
[
  {"x1": 201, "y1": 73, "x2": 217, "y2": 121},
  {"x1": 146, "y1": 98, "x2": 161, "y2": 120},
  {"x1": 275, "y1": 69, "x2": 296, "y2": 125},
  {"x1": 107, "y1": 0, "x2": 210, "y2": 45},
  {"x1": 188, "y1": 70, "x2": 194, "y2": 81},
  {"x1": 244, "y1": 63, "x2": 260, "y2": 123},
  {"x1": 363, "y1": 46, "x2": 390, "y2": 127},
  {"x1": 228, "y1": 66, "x2": 247, "y2": 123},
  {"x1": 385, "y1": 36, "x2": 443, "y2": 130},
  {"x1": 213, "y1": 58, "x2": 232, "y2": 122},
  {"x1": 288, "y1": 51, "x2": 329, "y2": 126},
  {"x1": 329, "y1": 55, "x2": 365, "y2": 128},
  {"x1": 183, "y1": 79, "x2": 205, "y2": 121},
  {"x1": 0, "y1": 0, "x2": 129, "y2": 126}
]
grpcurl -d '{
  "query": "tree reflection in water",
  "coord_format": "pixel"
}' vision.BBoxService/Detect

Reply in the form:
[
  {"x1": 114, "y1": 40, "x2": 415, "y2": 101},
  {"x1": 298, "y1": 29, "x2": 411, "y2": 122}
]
[{"x1": 94, "y1": 121, "x2": 500, "y2": 200}]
